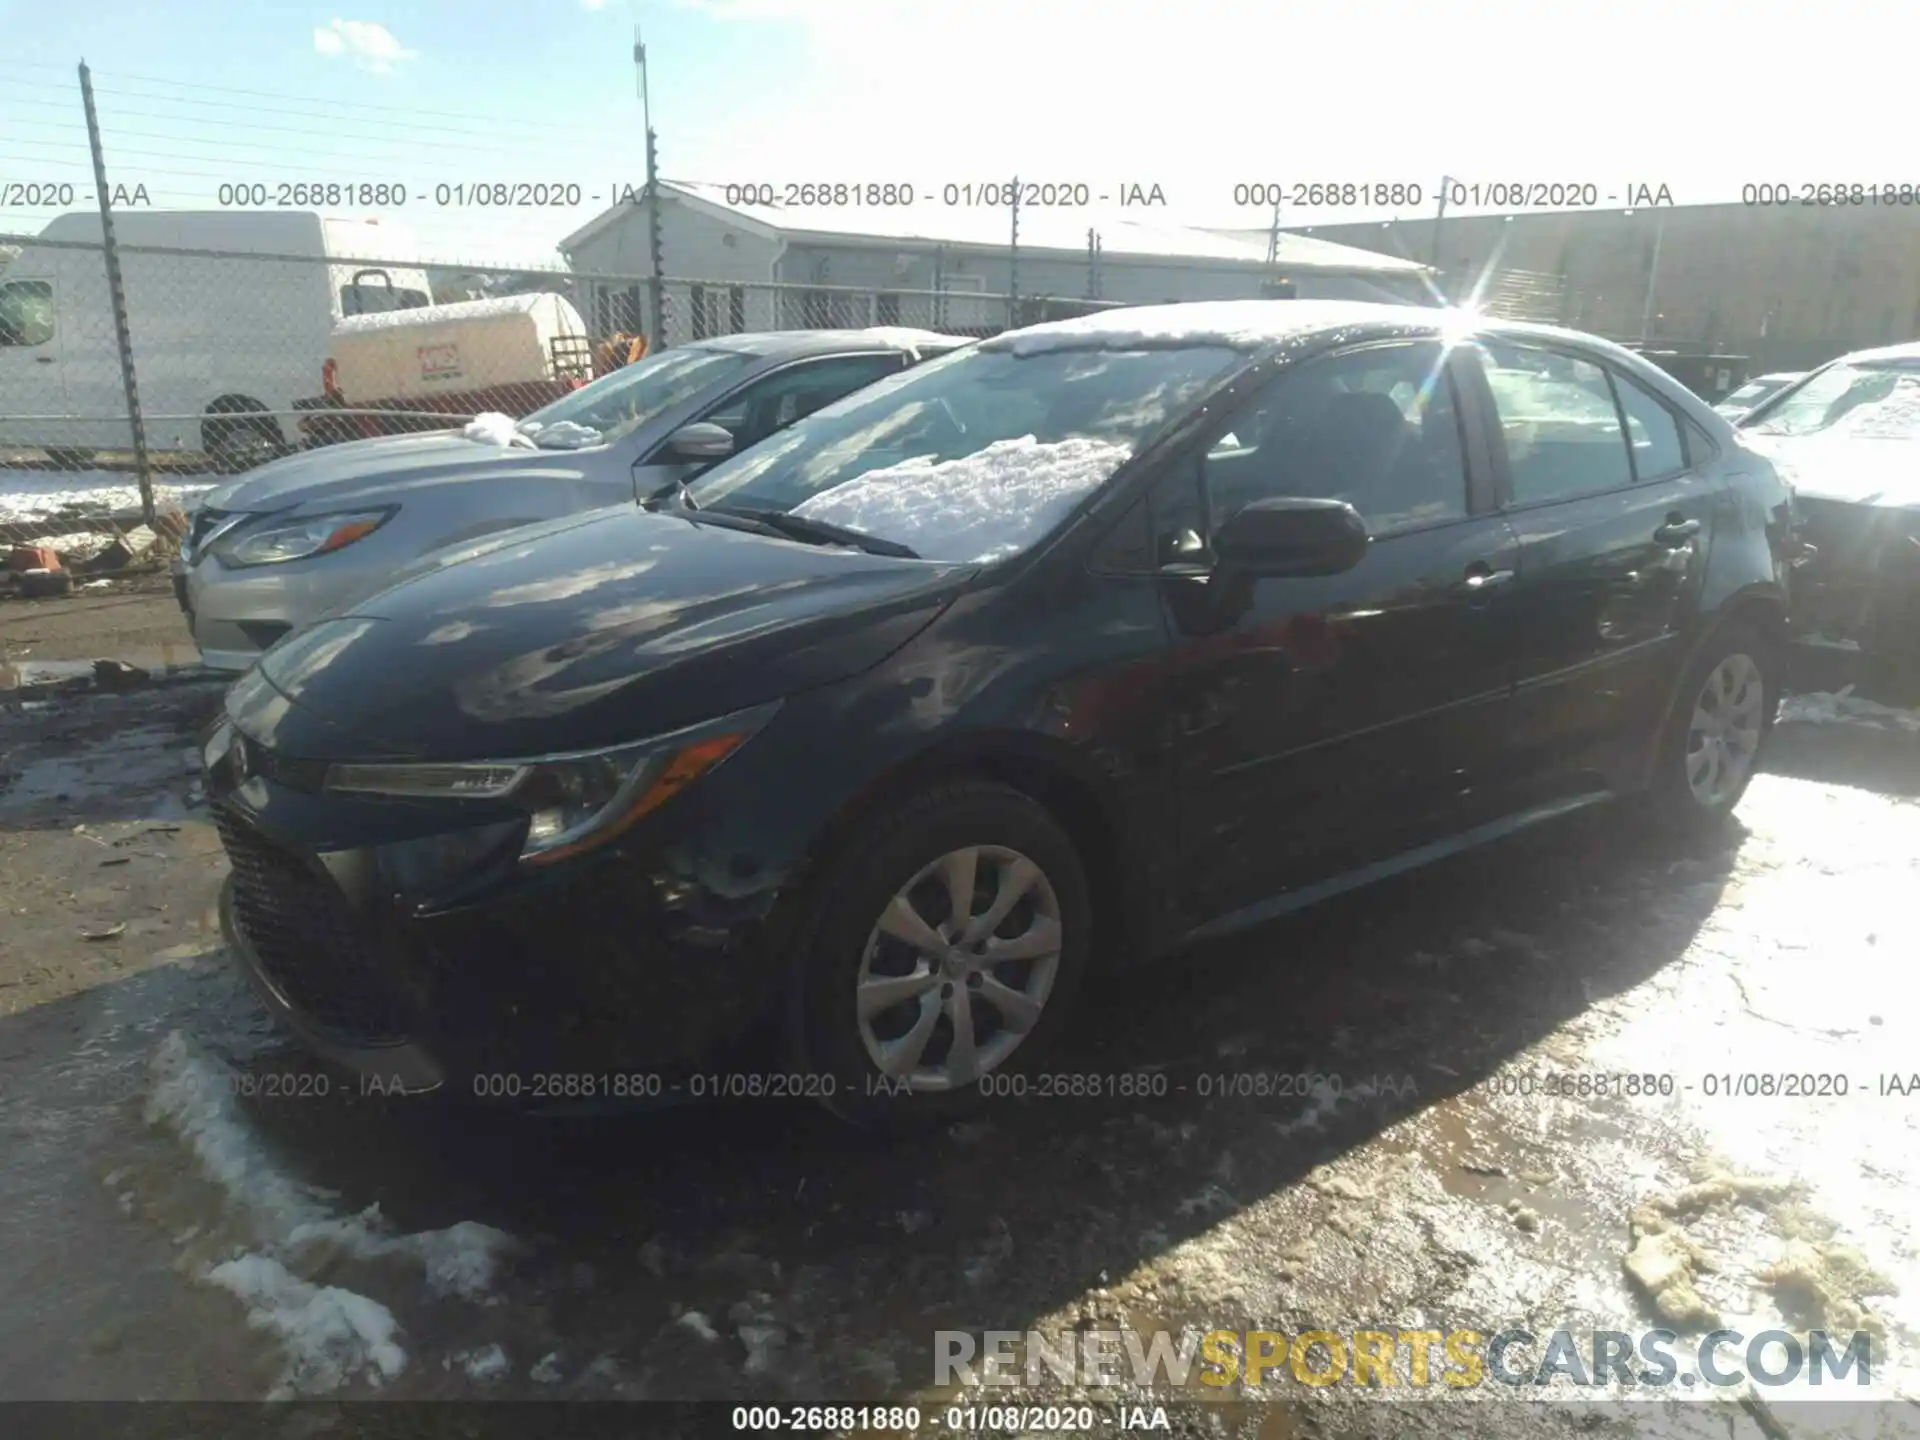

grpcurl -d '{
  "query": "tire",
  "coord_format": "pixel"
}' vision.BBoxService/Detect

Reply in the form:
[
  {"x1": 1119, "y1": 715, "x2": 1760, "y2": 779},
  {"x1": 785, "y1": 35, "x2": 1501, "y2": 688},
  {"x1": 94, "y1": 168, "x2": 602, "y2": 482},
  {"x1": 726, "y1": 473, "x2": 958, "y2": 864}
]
[
  {"x1": 785, "y1": 780, "x2": 1093, "y2": 1130},
  {"x1": 1643, "y1": 620, "x2": 1777, "y2": 832},
  {"x1": 202, "y1": 400, "x2": 284, "y2": 474}
]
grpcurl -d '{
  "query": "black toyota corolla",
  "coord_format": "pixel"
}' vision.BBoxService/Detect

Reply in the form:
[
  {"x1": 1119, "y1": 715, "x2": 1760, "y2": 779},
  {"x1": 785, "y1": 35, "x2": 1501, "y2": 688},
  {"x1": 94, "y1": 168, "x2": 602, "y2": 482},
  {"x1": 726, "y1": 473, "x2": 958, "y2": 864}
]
[{"x1": 204, "y1": 301, "x2": 1796, "y2": 1125}]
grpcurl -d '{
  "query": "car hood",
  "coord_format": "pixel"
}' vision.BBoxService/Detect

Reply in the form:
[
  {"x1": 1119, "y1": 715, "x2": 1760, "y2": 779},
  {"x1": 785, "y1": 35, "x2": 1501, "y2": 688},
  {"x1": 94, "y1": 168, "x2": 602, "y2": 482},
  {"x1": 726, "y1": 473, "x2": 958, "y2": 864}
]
[
  {"x1": 245, "y1": 506, "x2": 976, "y2": 760},
  {"x1": 1743, "y1": 431, "x2": 1920, "y2": 509},
  {"x1": 199, "y1": 431, "x2": 604, "y2": 514}
]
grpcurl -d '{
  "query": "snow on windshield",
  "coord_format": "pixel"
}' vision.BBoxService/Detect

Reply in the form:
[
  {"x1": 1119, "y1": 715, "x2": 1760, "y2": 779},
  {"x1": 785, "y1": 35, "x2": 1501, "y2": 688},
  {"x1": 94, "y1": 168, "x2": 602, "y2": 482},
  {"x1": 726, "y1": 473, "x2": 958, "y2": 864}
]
[
  {"x1": 790, "y1": 435, "x2": 1134, "y2": 562},
  {"x1": 1826, "y1": 378, "x2": 1920, "y2": 440}
]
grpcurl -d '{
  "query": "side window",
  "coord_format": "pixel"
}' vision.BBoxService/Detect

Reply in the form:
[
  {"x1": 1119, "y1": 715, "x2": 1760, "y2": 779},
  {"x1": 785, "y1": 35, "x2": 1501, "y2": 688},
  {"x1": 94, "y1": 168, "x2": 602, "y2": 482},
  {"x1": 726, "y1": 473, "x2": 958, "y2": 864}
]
[
  {"x1": 1610, "y1": 371, "x2": 1688, "y2": 481},
  {"x1": 1473, "y1": 342, "x2": 1633, "y2": 504},
  {"x1": 701, "y1": 354, "x2": 904, "y2": 449},
  {"x1": 1682, "y1": 417, "x2": 1719, "y2": 467},
  {"x1": 1199, "y1": 340, "x2": 1470, "y2": 541},
  {"x1": 0, "y1": 280, "x2": 56, "y2": 348}
]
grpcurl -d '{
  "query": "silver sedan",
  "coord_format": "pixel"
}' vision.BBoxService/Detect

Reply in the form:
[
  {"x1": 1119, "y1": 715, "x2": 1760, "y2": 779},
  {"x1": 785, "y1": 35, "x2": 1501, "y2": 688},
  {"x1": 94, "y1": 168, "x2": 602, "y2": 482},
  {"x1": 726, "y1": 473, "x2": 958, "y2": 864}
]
[{"x1": 176, "y1": 328, "x2": 968, "y2": 672}]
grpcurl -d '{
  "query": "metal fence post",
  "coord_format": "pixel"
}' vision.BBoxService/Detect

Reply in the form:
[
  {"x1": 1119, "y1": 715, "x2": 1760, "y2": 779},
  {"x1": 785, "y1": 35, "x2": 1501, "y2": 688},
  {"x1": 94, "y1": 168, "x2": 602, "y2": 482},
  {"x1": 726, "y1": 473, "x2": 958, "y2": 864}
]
[
  {"x1": 1008, "y1": 175, "x2": 1020, "y2": 329},
  {"x1": 78, "y1": 60, "x2": 155, "y2": 529}
]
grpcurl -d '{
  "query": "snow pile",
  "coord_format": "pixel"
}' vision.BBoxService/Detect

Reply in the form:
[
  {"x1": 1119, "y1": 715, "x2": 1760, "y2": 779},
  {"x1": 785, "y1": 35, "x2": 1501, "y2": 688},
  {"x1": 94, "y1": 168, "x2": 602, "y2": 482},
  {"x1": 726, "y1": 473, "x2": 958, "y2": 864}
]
[
  {"x1": 460, "y1": 412, "x2": 537, "y2": 448},
  {"x1": 145, "y1": 1030, "x2": 519, "y2": 1395},
  {"x1": 0, "y1": 469, "x2": 217, "y2": 527},
  {"x1": 447, "y1": 1343, "x2": 511, "y2": 1382},
  {"x1": 206, "y1": 1253, "x2": 407, "y2": 1399},
  {"x1": 791, "y1": 435, "x2": 1133, "y2": 562},
  {"x1": 1778, "y1": 685, "x2": 1920, "y2": 734}
]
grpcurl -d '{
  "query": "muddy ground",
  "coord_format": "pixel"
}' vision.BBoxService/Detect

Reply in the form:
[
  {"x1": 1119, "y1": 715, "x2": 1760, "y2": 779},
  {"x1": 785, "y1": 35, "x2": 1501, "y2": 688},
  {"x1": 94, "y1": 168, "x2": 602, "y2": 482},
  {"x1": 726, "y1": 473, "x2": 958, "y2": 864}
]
[{"x1": 2, "y1": 657, "x2": 1919, "y2": 1438}]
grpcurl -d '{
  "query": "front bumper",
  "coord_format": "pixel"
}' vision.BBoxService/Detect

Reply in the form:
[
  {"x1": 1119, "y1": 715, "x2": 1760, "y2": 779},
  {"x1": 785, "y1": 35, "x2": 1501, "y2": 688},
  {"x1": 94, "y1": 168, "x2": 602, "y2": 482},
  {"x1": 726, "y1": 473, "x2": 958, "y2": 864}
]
[
  {"x1": 1789, "y1": 496, "x2": 1920, "y2": 654},
  {"x1": 208, "y1": 774, "x2": 791, "y2": 1106},
  {"x1": 182, "y1": 546, "x2": 370, "y2": 673}
]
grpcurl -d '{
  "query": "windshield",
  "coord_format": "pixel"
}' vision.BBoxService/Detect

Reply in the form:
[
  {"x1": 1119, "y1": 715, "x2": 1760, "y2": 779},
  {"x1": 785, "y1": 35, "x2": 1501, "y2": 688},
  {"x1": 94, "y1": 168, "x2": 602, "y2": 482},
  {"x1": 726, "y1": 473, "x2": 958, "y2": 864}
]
[
  {"x1": 1746, "y1": 362, "x2": 1920, "y2": 440},
  {"x1": 512, "y1": 346, "x2": 754, "y2": 449},
  {"x1": 681, "y1": 343, "x2": 1243, "y2": 562}
]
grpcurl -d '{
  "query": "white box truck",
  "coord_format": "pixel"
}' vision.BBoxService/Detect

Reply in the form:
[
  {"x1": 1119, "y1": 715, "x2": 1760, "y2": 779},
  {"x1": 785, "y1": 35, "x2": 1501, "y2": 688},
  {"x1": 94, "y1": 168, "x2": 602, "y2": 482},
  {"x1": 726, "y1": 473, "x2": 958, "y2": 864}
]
[{"x1": 0, "y1": 210, "x2": 433, "y2": 469}]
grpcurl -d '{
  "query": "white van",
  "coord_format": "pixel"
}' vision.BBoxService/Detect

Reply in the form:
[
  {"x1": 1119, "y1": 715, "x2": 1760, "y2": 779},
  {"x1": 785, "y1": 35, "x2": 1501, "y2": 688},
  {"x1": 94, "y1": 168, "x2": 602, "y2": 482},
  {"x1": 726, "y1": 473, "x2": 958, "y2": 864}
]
[{"x1": 0, "y1": 210, "x2": 434, "y2": 468}]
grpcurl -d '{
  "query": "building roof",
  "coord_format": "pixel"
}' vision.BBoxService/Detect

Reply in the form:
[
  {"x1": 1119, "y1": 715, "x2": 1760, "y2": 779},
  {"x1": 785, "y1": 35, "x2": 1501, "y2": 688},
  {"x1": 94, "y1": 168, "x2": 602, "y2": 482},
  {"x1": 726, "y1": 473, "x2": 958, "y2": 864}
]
[{"x1": 560, "y1": 182, "x2": 1429, "y2": 277}]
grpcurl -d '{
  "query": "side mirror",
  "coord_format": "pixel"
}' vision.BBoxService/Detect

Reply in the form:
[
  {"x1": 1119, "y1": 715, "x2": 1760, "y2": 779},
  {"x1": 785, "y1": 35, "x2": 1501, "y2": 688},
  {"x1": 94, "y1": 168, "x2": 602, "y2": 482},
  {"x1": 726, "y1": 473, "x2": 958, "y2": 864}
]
[
  {"x1": 1212, "y1": 495, "x2": 1369, "y2": 578},
  {"x1": 666, "y1": 422, "x2": 735, "y2": 461}
]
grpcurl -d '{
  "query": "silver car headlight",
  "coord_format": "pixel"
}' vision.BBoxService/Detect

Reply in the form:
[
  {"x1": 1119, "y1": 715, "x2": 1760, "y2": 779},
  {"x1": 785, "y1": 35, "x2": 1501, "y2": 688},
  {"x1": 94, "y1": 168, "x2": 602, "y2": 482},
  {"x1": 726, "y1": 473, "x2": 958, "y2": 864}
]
[
  {"x1": 323, "y1": 702, "x2": 779, "y2": 866},
  {"x1": 215, "y1": 507, "x2": 396, "y2": 568}
]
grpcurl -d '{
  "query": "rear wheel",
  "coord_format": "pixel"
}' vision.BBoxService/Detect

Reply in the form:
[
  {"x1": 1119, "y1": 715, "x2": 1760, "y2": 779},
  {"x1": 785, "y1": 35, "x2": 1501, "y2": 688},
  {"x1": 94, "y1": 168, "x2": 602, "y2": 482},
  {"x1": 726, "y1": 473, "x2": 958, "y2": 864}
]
[
  {"x1": 202, "y1": 398, "x2": 284, "y2": 474},
  {"x1": 786, "y1": 781, "x2": 1092, "y2": 1130},
  {"x1": 1644, "y1": 622, "x2": 1776, "y2": 831}
]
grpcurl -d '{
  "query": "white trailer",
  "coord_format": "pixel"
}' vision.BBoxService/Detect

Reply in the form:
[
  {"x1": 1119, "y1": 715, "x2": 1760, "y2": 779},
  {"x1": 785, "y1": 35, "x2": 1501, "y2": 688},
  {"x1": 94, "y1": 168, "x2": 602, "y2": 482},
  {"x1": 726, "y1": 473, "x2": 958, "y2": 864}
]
[{"x1": 0, "y1": 210, "x2": 433, "y2": 468}]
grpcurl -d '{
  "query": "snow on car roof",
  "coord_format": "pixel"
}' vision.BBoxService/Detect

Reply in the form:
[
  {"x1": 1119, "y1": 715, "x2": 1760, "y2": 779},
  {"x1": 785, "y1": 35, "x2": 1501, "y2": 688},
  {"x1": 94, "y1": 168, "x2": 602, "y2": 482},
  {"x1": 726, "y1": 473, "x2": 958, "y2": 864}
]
[{"x1": 982, "y1": 300, "x2": 1463, "y2": 356}]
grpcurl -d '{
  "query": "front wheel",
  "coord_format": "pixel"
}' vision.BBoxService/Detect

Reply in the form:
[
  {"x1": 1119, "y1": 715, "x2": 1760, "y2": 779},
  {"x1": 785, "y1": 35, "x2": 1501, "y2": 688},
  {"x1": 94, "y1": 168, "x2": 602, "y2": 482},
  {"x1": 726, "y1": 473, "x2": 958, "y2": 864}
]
[
  {"x1": 1644, "y1": 622, "x2": 1776, "y2": 831},
  {"x1": 786, "y1": 780, "x2": 1092, "y2": 1130}
]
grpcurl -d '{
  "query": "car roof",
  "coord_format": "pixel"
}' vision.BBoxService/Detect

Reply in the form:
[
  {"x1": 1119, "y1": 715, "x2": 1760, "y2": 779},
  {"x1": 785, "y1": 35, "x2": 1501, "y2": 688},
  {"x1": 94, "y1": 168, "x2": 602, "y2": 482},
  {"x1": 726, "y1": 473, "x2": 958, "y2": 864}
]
[
  {"x1": 691, "y1": 328, "x2": 971, "y2": 360},
  {"x1": 979, "y1": 299, "x2": 1630, "y2": 358},
  {"x1": 1753, "y1": 372, "x2": 1805, "y2": 383},
  {"x1": 1830, "y1": 339, "x2": 1920, "y2": 366}
]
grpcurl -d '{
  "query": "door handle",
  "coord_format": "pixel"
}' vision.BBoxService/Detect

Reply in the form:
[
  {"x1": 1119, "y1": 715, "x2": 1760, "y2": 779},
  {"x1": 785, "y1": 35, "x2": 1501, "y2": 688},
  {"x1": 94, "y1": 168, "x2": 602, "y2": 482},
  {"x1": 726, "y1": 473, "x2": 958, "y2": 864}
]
[
  {"x1": 1654, "y1": 517, "x2": 1701, "y2": 545},
  {"x1": 1460, "y1": 563, "x2": 1515, "y2": 595},
  {"x1": 34, "y1": 356, "x2": 54, "y2": 364}
]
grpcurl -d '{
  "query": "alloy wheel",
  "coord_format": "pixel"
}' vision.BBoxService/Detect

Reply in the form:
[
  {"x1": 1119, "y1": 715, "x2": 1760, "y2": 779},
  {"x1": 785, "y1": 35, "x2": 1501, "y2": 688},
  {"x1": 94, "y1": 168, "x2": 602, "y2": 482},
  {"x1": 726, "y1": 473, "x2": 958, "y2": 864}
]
[
  {"x1": 1684, "y1": 652, "x2": 1765, "y2": 807},
  {"x1": 854, "y1": 844, "x2": 1063, "y2": 1091}
]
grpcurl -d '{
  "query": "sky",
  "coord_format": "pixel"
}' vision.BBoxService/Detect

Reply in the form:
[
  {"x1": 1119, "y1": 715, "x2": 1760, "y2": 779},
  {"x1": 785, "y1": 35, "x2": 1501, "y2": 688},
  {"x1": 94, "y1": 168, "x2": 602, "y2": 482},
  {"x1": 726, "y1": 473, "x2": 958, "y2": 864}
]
[{"x1": 2, "y1": 0, "x2": 1916, "y2": 269}]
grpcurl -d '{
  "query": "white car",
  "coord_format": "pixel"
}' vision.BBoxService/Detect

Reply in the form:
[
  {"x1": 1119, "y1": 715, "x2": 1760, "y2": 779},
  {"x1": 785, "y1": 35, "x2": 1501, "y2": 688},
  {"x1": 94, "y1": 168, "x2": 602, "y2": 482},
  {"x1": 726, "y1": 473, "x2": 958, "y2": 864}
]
[{"x1": 1713, "y1": 372, "x2": 1805, "y2": 421}]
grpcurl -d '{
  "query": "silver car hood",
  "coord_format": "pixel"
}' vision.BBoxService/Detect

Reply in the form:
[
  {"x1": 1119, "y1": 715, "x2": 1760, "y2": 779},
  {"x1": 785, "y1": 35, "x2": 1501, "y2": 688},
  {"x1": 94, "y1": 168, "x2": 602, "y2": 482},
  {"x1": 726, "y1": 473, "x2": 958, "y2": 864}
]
[{"x1": 199, "y1": 432, "x2": 604, "y2": 515}]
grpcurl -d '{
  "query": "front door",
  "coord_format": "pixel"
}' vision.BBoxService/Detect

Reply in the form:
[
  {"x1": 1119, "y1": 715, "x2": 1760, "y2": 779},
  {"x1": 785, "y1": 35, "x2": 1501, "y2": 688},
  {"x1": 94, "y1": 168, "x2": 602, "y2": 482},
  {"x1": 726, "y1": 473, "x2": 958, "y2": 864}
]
[
  {"x1": 1161, "y1": 338, "x2": 1523, "y2": 929},
  {"x1": 1458, "y1": 339, "x2": 1726, "y2": 799}
]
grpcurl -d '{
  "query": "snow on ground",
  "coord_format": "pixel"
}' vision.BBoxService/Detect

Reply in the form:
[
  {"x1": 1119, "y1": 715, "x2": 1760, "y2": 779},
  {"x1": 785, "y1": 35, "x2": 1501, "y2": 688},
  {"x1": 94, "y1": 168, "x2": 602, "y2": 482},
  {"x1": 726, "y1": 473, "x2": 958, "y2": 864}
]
[
  {"x1": 0, "y1": 468, "x2": 217, "y2": 527},
  {"x1": 1778, "y1": 685, "x2": 1920, "y2": 733},
  {"x1": 144, "y1": 1030, "x2": 518, "y2": 1396},
  {"x1": 206, "y1": 1253, "x2": 407, "y2": 1400},
  {"x1": 791, "y1": 435, "x2": 1133, "y2": 562}
]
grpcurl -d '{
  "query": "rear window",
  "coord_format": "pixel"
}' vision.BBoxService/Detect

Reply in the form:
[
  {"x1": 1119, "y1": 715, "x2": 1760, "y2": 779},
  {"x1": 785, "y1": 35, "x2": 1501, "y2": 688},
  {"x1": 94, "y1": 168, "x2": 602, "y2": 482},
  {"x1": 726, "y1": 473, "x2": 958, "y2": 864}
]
[
  {"x1": 341, "y1": 281, "x2": 431, "y2": 316},
  {"x1": 0, "y1": 280, "x2": 55, "y2": 347}
]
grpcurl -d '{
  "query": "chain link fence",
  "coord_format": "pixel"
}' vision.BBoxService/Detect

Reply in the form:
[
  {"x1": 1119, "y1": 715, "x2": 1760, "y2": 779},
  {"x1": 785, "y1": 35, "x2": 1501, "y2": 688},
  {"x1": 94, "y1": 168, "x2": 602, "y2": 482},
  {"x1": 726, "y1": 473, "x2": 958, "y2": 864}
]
[{"x1": 1, "y1": 230, "x2": 1113, "y2": 582}]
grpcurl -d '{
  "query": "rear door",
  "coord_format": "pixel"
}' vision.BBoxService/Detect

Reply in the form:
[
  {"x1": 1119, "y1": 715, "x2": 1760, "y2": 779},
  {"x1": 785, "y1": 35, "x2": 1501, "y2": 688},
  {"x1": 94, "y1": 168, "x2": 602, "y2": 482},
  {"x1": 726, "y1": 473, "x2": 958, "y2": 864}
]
[
  {"x1": 1458, "y1": 338, "x2": 1726, "y2": 801},
  {"x1": 631, "y1": 350, "x2": 908, "y2": 500},
  {"x1": 1161, "y1": 337, "x2": 1526, "y2": 928}
]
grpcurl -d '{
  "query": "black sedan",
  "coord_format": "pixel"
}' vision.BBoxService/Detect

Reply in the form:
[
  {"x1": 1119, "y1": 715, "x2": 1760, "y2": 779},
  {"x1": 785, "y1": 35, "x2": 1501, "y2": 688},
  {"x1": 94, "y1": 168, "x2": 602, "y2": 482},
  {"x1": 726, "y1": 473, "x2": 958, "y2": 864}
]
[
  {"x1": 1734, "y1": 341, "x2": 1920, "y2": 666},
  {"x1": 202, "y1": 301, "x2": 1796, "y2": 1125}
]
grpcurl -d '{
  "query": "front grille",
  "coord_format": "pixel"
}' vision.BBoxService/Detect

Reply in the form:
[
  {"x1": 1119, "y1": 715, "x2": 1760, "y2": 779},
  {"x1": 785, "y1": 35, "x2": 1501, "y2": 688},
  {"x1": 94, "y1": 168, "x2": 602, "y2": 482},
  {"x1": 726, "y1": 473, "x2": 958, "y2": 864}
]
[{"x1": 214, "y1": 807, "x2": 413, "y2": 1043}]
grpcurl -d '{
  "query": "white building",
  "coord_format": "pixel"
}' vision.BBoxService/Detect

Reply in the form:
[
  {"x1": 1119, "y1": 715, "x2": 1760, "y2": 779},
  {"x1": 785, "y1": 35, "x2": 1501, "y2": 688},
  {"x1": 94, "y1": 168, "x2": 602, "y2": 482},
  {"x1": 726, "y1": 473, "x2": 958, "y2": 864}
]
[{"x1": 558, "y1": 181, "x2": 1434, "y2": 342}]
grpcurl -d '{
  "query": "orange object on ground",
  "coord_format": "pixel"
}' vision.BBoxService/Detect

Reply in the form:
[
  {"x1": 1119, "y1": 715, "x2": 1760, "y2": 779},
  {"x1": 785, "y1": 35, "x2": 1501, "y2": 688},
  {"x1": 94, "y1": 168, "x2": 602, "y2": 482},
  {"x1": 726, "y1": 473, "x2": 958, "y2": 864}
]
[{"x1": 8, "y1": 545, "x2": 63, "y2": 574}]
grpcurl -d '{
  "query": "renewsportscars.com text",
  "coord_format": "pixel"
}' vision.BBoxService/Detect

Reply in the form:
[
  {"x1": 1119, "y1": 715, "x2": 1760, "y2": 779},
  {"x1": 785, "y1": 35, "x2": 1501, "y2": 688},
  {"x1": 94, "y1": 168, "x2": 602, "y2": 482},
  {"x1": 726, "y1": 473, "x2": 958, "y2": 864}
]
[{"x1": 935, "y1": 1326, "x2": 1874, "y2": 1390}]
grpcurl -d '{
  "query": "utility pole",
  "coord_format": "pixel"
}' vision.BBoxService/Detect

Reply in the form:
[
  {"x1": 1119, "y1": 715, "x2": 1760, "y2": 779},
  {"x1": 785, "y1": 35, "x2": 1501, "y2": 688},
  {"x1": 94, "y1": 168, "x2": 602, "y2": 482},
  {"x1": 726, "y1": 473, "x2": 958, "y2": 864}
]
[
  {"x1": 79, "y1": 62, "x2": 154, "y2": 528},
  {"x1": 1430, "y1": 174, "x2": 1451, "y2": 302},
  {"x1": 1086, "y1": 228, "x2": 1103, "y2": 301},
  {"x1": 1638, "y1": 211, "x2": 1667, "y2": 345},
  {"x1": 1008, "y1": 175, "x2": 1021, "y2": 329},
  {"x1": 1266, "y1": 193, "x2": 1281, "y2": 266},
  {"x1": 635, "y1": 28, "x2": 664, "y2": 345}
]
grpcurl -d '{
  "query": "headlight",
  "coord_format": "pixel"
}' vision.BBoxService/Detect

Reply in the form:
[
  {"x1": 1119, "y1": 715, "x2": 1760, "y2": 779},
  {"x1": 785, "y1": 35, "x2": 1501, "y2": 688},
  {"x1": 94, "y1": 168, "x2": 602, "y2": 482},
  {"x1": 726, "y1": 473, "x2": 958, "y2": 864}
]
[
  {"x1": 323, "y1": 702, "x2": 778, "y2": 865},
  {"x1": 216, "y1": 508, "x2": 395, "y2": 568}
]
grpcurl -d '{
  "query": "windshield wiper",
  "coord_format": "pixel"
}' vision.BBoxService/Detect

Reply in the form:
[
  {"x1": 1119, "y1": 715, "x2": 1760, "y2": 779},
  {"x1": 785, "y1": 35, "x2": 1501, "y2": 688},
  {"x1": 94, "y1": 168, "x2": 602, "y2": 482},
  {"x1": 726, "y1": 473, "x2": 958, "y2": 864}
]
[{"x1": 720, "y1": 506, "x2": 919, "y2": 559}]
